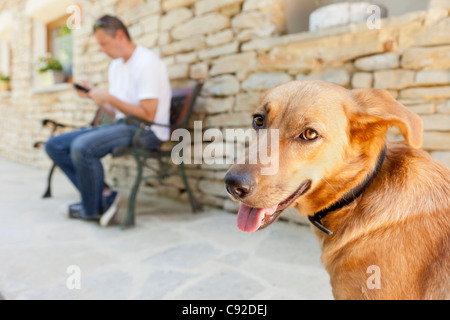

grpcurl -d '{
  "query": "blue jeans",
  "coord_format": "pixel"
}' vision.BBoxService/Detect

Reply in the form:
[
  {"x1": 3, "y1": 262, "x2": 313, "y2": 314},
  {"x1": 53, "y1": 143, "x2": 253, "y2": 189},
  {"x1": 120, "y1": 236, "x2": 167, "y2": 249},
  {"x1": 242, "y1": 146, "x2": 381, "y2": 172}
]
[{"x1": 45, "y1": 120, "x2": 162, "y2": 218}]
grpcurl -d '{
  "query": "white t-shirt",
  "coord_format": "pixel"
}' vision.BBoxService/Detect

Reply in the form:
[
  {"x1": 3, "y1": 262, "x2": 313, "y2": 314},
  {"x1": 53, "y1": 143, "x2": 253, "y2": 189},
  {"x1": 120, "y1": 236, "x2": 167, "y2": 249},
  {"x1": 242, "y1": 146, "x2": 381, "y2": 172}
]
[{"x1": 108, "y1": 45, "x2": 172, "y2": 141}]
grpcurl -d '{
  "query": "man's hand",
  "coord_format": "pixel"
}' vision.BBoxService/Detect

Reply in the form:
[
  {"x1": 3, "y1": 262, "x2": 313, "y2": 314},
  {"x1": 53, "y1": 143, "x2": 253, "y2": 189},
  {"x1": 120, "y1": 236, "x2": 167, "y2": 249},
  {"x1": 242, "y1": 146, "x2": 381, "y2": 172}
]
[
  {"x1": 88, "y1": 87, "x2": 112, "y2": 106},
  {"x1": 73, "y1": 80, "x2": 92, "y2": 99}
]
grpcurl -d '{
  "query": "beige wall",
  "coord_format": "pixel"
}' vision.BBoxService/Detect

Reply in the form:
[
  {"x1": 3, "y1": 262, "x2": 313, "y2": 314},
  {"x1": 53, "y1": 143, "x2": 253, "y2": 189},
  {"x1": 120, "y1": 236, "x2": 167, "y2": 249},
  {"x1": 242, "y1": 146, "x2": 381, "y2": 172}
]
[{"x1": 0, "y1": 0, "x2": 449, "y2": 212}]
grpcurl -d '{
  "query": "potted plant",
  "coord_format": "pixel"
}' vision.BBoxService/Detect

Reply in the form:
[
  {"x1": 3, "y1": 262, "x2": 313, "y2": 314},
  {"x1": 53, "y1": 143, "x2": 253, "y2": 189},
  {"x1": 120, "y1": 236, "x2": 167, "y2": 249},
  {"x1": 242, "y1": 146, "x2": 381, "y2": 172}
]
[
  {"x1": 309, "y1": 0, "x2": 388, "y2": 32},
  {"x1": 36, "y1": 56, "x2": 65, "y2": 87},
  {"x1": 0, "y1": 73, "x2": 10, "y2": 92}
]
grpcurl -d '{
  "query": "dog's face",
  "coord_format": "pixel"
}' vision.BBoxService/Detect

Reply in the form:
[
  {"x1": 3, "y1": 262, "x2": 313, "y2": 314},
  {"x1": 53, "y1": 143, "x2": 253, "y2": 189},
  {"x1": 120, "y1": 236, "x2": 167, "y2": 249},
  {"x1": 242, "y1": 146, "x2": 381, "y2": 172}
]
[{"x1": 225, "y1": 80, "x2": 422, "y2": 233}]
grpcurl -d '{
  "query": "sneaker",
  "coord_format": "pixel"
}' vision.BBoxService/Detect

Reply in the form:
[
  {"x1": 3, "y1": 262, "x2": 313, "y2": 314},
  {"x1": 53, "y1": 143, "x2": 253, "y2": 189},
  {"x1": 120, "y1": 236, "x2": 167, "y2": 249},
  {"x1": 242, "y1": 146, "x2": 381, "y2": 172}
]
[
  {"x1": 59, "y1": 202, "x2": 83, "y2": 218},
  {"x1": 69, "y1": 205, "x2": 101, "y2": 221},
  {"x1": 100, "y1": 191, "x2": 121, "y2": 227},
  {"x1": 69, "y1": 202, "x2": 83, "y2": 215}
]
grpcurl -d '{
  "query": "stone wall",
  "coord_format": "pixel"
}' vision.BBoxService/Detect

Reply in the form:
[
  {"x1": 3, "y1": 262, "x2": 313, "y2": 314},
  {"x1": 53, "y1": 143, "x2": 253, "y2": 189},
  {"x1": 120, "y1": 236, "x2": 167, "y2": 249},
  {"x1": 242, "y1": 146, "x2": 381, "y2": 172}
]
[{"x1": 0, "y1": 0, "x2": 449, "y2": 213}]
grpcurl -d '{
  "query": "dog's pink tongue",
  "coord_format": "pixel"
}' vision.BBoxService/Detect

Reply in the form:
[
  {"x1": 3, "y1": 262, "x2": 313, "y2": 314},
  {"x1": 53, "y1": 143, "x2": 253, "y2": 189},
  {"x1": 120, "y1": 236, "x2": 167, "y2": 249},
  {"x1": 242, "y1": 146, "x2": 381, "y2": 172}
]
[{"x1": 237, "y1": 203, "x2": 278, "y2": 233}]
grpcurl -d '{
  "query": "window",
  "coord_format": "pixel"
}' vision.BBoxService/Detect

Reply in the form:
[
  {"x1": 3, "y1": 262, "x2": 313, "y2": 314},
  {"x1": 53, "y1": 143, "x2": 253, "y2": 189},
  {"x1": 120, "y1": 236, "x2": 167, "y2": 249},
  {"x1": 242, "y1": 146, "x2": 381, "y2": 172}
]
[
  {"x1": 47, "y1": 14, "x2": 73, "y2": 83},
  {"x1": 26, "y1": 0, "x2": 76, "y2": 87},
  {"x1": 0, "y1": 11, "x2": 12, "y2": 90},
  {"x1": 0, "y1": 41, "x2": 11, "y2": 79}
]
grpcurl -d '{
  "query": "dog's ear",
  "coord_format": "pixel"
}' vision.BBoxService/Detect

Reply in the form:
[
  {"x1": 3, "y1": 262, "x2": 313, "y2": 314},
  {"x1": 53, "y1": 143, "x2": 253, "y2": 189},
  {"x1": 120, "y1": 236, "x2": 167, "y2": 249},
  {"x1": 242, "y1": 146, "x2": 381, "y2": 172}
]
[{"x1": 350, "y1": 88, "x2": 423, "y2": 148}]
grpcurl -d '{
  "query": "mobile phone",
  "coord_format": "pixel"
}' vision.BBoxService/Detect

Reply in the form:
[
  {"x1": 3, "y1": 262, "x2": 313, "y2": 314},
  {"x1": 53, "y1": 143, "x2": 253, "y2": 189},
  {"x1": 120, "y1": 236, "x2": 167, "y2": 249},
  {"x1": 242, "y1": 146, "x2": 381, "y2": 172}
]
[{"x1": 74, "y1": 83, "x2": 90, "y2": 93}]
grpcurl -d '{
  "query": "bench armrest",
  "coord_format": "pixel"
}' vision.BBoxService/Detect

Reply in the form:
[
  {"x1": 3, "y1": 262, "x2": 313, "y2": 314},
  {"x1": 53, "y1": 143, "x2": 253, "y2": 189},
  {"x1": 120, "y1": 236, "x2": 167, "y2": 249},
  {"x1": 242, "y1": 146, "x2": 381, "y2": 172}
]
[
  {"x1": 42, "y1": 119, "x2": 78, "y2": 130},
  {"x1": 124, "y1": 116, "x2": 172, "y2": 148}
]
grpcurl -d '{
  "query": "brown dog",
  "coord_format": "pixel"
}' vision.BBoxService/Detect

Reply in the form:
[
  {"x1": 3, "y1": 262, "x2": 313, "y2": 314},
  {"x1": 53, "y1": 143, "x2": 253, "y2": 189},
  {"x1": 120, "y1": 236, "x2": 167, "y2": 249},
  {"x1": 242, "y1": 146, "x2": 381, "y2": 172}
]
[{"x1": 225, "y1": 80, "x2": 450, "y2": 300}]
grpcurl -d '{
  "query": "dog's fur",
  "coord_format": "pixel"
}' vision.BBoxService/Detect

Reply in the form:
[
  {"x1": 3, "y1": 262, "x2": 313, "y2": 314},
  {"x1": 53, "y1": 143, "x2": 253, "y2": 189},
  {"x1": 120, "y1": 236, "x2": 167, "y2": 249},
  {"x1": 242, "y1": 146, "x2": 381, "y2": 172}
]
[{"x1": 226, "y1": 81, "x2": 450, "y2": 299}]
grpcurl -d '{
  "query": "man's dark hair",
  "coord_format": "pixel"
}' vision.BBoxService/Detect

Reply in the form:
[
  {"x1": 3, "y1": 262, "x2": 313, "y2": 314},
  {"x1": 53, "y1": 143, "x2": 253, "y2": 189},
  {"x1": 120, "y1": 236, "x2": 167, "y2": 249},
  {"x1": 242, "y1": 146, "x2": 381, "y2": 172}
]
[{"x1": 93, "y1": 15, "x2": 132, "y2": 41}]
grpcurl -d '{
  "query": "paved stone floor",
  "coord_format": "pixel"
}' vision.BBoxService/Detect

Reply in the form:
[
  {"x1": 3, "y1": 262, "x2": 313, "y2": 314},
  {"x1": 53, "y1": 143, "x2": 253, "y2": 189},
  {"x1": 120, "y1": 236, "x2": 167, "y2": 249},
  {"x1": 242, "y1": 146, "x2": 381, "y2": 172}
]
[{"x1": 0, "y1": 157, "x2": 333, "y2": 300}]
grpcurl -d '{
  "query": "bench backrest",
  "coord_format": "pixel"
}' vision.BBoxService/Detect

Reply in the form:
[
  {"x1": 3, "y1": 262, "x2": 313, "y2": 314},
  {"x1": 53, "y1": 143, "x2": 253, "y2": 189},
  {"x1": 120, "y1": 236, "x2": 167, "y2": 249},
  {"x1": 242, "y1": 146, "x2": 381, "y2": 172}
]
[
  {"x1": 169, "y1": 83, "x2": 203, "y2": 133},
  {"x1": 91, "y1": 82, "x2": 203, "y2": 132},
  {"x1": 91, "y1": 109, "x2": 115, "y2": 127}
]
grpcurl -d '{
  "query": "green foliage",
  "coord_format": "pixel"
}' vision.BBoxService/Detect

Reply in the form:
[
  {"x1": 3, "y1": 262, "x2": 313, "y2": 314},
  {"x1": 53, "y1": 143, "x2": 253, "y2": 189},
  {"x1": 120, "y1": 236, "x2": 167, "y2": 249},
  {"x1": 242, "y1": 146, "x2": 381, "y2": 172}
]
[
  {"x1": 36, "y1": 56, "x2": 63, "y2": 73},
  {"x1": 0, "y1": 72, "x2": 10, "y2": 82}
]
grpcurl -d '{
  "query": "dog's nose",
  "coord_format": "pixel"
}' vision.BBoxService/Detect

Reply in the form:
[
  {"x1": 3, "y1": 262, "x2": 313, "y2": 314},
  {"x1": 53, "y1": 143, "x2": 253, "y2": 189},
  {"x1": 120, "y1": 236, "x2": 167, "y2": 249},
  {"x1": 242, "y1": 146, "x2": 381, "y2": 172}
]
[{"x1": 225, "y1": 171, "x2": 255, "y2": 200}]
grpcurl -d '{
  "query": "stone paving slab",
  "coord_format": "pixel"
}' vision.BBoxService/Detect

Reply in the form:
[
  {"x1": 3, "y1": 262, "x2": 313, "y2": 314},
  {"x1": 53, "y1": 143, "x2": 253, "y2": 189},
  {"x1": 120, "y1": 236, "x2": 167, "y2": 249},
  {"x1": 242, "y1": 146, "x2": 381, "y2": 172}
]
[{"x1": 0, "y1": 157, "x2": 333, "y2": 300}]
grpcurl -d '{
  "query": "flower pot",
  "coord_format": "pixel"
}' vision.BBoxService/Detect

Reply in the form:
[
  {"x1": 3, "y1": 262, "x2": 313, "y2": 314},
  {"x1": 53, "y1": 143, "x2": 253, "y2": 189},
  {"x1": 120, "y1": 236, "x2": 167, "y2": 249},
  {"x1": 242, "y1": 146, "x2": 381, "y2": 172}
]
[
  {"x1": 0, "y1": 80, "x2": 10, "y2": 92},
  {"x1": 38, "y1": 70, "x2": 65, "y2": 87},
  {"x1": 309, "y1": 2, "x2": 388, "y2": 32}
]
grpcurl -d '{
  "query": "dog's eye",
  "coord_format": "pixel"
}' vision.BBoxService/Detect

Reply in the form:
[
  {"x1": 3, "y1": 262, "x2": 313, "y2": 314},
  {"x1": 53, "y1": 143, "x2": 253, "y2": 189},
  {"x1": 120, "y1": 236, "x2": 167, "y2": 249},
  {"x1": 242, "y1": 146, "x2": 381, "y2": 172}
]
[
  {"x1": 253, "y1": 115, "x2": 265, "y2": 128},
  {"x1": 300, "y1": 128, "x2": 319, "y2": 141}
]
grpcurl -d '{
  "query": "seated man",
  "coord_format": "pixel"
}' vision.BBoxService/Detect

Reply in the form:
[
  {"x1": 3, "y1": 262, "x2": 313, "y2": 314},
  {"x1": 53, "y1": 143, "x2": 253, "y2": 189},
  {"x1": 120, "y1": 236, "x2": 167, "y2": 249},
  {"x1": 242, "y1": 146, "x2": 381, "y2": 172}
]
[{"x1": 45, "y1": 15, "x2": 172, "y2": 226}]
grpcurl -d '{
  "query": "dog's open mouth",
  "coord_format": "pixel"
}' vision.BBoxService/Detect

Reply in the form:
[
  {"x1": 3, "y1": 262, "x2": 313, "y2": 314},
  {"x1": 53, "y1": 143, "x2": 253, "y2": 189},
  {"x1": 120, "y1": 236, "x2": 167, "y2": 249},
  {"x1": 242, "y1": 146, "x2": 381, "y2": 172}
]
[{"x1": 237, "y1": 180, "x2": 311, "y2": 233}]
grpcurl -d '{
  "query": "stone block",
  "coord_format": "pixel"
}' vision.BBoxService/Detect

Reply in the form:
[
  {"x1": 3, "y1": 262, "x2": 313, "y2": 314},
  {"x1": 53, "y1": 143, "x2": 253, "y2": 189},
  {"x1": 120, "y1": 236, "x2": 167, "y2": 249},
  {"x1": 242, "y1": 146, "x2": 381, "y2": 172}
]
[
  {"x1": 136, "y1": 32, "x2": 158, "y2": 48},
  {"x1": 219, "y1": 2, "x2": 242, "y2": 16},
  {"x1": 236, "y1": 26, "x2": 276, "y2": 42},
  {"x1": 243, "y1": 0, "x2": 281, "y2": 11},
  {"x1": 231, "y1": 12, "x2": 268, "y2": 30},
  {"x1": 406, "y1": 104, "x2": 435, "y2": 115},
  {"x1": 210, "y1": 52, "x2": 257, "y2": 76},
  {"x1": 157, "y1": 185, "x2": 181, "y2": 199},
  {"x1": 202, "y1": 75, "x2": 240, "y2": 96},
  {"x1": 298, "y1": 68, "x2": 350, "y2": 87},
  {"x1": 120, "y1": 1, "x2": 161, "y2": 24},
  {"x1": 223, "y1": 199, "x2": 240, "y2": 212},
  {"x1": 160, "y1": 7, "x2": 193, "y2": 31},
  {"x1": 242, "y1": 34, "x2": 300, "y2": 52},
  {"x1": 195, "y1": 96, "x2": 235, "y2": 114},
  {"x1": 402, "y1": 45, "x2": 450, "y2": 70},
  {"x1": 421, "y1": 114, "x2": 450, "y2": 131},
  {"x1": 430, "y1": 151, "x2": 450, "y2": 168},
  {"x1": 374, "y1": 70, "x2": 415, "y2": 90},
  {"x1": 171, "y1": 13, "x2": 230, "y2": 40},
  {"x1": 400, "y1": 86, "x2": 450, "y2": 101},
  {"x1": 162, "y1": 35, "x2": 205, "y2": 55},
  {"x1": 241, "y1": 72, "x2": 292, "y2": 92},
  {"x1": 258, "y1": 29, "x2": 385, "y2": 73},
  {"x1": 235, "y1": 92, "x2": 261, "y2": 112},
  {"x1": 415, "y1": 71, "x2": 450, "y2": 86},
  {"x1": 116, "y1": 0, "x2": 144, "y2": 14},
  {"x1": 198, "y1": 179, "x2": 228, "y2": 197},
  {"x1": 195, "y1": 0, "x2": 244, "y2": 16},
  {"x1": 206, "y1": 30, "x2": 234, "y2": 47},
  {"x1": 436, "y1": 100, "x2": 450, "y2": 114},
  {"x1": 352, "y1": 72, "x2": 373, "y2": 88},
  {"x1": 204, "y1": 112, "x2": 252, "y2": 128},
  {"x1": 198, "y1": 42, "x2": 239, "y2": 60},
  {"x1": 190, "y1": 62, "x2": 209, "y2": 80},
  {"x1": 422, "y1": 131, "x2": 450, "y2": 150},
  {"x1": 354, "y1": 53, "x2": 399, "y2": 71},
  {"x1": 424, "y1": 8, "x2": 449, "y2": 26},
  {"x1": 176, "y1": 52, "x2": 197, "y2": 64},
  {"x1": 167, "y1": 63, "x2": 189, "y2": 80},
  {"x1": 142, "y1": 15, "x2": 160, "y2": 33},
  {"x1": 411, "y1": 16, "x2": 450, "y2": 47},
  {"x1": 162, "y1": 0, "x2": 197, "y2": 12}
]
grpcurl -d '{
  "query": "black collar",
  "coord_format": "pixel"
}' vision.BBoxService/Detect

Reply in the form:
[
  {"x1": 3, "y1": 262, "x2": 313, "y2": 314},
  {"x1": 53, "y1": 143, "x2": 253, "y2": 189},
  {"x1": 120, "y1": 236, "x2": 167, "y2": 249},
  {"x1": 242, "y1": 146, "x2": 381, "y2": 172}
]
[{"x1": 308, "y1": 145, "x2": 388, "y2": 236}]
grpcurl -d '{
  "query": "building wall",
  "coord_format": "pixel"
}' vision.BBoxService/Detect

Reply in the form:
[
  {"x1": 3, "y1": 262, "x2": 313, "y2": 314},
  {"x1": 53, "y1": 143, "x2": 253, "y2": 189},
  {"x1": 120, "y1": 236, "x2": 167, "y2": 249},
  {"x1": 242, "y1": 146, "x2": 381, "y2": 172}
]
[
  {"x1": 0, "y1": 0, "x2": 449, "y2": 213},
  {"x1": 285, "y1": 0, "x2": 431, "y2": 34}
]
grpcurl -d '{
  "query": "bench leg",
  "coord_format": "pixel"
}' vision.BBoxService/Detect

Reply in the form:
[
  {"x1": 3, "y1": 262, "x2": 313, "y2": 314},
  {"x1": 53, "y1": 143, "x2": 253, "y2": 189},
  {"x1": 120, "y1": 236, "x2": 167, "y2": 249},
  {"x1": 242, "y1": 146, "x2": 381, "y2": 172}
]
[
  {"x1": 42, "y1": 164, "x2": 57, "y2": 198},
  {"x1": 121, "y1": 154, "x2": 144, "y2": 229},
  {"x1": 179, "y1": 162, "x2": 202, "y2": 213}
]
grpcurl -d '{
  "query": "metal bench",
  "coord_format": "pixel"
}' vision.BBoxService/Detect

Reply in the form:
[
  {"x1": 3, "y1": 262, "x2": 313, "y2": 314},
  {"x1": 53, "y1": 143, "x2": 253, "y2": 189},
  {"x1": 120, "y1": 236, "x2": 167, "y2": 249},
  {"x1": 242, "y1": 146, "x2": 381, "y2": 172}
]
[
  {"x1": 112, "y1": 83, "x2": 203, "y2": 229},
  {"x1": 34, "y1": 108, "x2": 114, "y2": 198},
  {"x1": 35, "y1": 83, "x2": 203, "y2": 228}
]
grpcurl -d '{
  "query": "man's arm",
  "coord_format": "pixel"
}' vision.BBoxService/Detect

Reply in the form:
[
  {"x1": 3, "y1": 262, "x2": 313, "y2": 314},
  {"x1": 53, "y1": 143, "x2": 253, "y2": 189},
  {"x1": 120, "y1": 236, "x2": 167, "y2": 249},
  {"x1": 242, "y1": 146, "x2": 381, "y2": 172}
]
[
  {"x1": 109, "y1": 96, "x2": 158, "y2": 123},
  {"x1": 88, "y1": 87, "x2": 158, "y2": 122}
]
